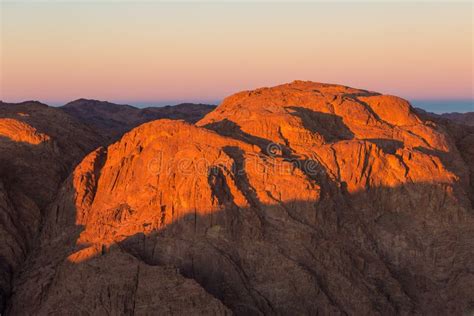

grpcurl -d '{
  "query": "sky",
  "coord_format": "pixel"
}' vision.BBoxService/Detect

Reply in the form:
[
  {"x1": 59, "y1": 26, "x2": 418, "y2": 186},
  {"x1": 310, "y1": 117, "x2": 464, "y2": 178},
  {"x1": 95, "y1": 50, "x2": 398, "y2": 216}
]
[{"x1": 0, "y1": 1, "x2": 472, "y2": 112}]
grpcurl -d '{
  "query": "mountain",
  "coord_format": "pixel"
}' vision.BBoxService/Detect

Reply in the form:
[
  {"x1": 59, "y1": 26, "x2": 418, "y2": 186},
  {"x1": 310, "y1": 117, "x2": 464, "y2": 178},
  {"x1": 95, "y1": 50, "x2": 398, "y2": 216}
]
[
  {"x1": 0, "y1": 101, "x2": 105, "y2": 311},
  {"x1": 439, "y1": 112, "x2": 474, "y2": 126},
  {"x1": 415, "y1": 107, "x2": 474, "y2": 126},
  {"x1": 0, "y1": 100, "x2": 225, "y2": 314},
  {"x1": 414, "y1": 107, "x2": 474, "y2": 210},
  {"x1": 4, "y1": 82, "x2": 473, "y2": 315},
  {"x1": 61, "y1": 99, "x2": 216, "y2": 141}
]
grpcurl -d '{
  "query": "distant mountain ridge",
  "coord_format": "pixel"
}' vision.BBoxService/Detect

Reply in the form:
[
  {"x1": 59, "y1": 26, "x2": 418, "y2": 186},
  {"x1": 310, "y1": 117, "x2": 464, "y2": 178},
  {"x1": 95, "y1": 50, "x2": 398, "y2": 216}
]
[
  {"x1": 414, "y1": 107, "x2": 474, "y2": 126},
  {"x1": 61, "y1": 99, "x2": 216, "y2": 141}
]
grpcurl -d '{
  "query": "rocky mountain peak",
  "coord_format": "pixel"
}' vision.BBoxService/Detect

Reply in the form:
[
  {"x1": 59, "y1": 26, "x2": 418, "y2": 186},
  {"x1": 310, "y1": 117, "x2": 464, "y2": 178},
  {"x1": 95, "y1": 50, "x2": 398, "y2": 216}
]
[{"x1": 1, "y1": 82, "x2": 473, "y2": 315}]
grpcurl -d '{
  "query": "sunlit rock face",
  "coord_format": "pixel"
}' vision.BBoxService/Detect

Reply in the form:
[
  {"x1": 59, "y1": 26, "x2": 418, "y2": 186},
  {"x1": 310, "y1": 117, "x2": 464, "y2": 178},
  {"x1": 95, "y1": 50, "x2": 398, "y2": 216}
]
[
  {"x1": 5, "y1": 82, "x2": 474, "y2": 315},
  {"x1": 0, "y1": 118, "x2": 50, "y2": 145}
]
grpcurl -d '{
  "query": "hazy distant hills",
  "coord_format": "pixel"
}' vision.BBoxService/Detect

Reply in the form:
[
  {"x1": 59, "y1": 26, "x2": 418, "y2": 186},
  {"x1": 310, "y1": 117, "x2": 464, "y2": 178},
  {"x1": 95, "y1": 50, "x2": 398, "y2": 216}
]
[
  {"x1": 61, "y1": 99, "x2": 216, "y2": 141},
  {"x1": 439, "y1": 112, "x2": 474, "y2": 126},
  {"x1": 415, "y1": 107, "x2": 474, "y2": 126}
]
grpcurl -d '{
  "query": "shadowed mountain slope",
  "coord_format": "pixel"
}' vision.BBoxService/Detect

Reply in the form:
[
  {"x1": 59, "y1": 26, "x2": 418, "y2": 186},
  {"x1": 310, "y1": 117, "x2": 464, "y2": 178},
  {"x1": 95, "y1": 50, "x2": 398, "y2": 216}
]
[
  {"x1": 0, "y1": 101, "x2": 106, "y2": 311},
  {"x1": 414, "y1": 107, "x2": 474, "y2": 211}
]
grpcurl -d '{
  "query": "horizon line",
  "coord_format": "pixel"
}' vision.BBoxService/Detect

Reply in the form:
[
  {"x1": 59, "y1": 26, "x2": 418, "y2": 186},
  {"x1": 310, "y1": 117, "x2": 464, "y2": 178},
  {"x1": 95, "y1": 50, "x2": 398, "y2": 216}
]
[{"x1": 1, "y1": 98, "x2": 472, "y2": 115}]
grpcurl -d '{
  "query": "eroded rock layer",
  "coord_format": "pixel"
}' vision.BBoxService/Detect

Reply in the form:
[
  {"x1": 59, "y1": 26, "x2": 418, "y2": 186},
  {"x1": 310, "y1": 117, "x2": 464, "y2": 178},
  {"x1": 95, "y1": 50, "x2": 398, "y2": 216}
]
[{"x1": 5, "y1": 82, "x2": 474, "y2": 315}]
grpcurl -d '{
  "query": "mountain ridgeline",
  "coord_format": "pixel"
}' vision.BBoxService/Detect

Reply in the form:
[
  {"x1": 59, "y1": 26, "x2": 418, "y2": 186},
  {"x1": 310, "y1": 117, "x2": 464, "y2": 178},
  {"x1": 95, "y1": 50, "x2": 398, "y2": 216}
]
[{"x1": 61, "y1": 99, "x2": 216, "y2": 141}]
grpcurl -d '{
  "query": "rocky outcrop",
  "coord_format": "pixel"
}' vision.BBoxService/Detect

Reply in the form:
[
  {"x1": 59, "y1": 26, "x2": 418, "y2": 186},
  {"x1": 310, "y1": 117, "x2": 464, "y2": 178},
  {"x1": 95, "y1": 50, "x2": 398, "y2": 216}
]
[
  {"x1": 6, "y1": 144, "x2": 231, "y2": 315},
  {"x1": 0, "y1": 118, "x2": 50, "y2": 144},
  {"x1": 6, "y1": 82, "x2": 473, "y2": 315},
  {"x1": 61, "y1": 99, "x2": 216, "y2": 141}
]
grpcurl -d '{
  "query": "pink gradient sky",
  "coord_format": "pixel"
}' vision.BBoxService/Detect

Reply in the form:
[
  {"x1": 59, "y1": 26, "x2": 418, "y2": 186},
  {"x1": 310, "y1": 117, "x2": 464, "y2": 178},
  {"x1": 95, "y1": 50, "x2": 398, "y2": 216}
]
[{"x1": 1, "y1": 1, "x2": 472, "y2": 106}]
